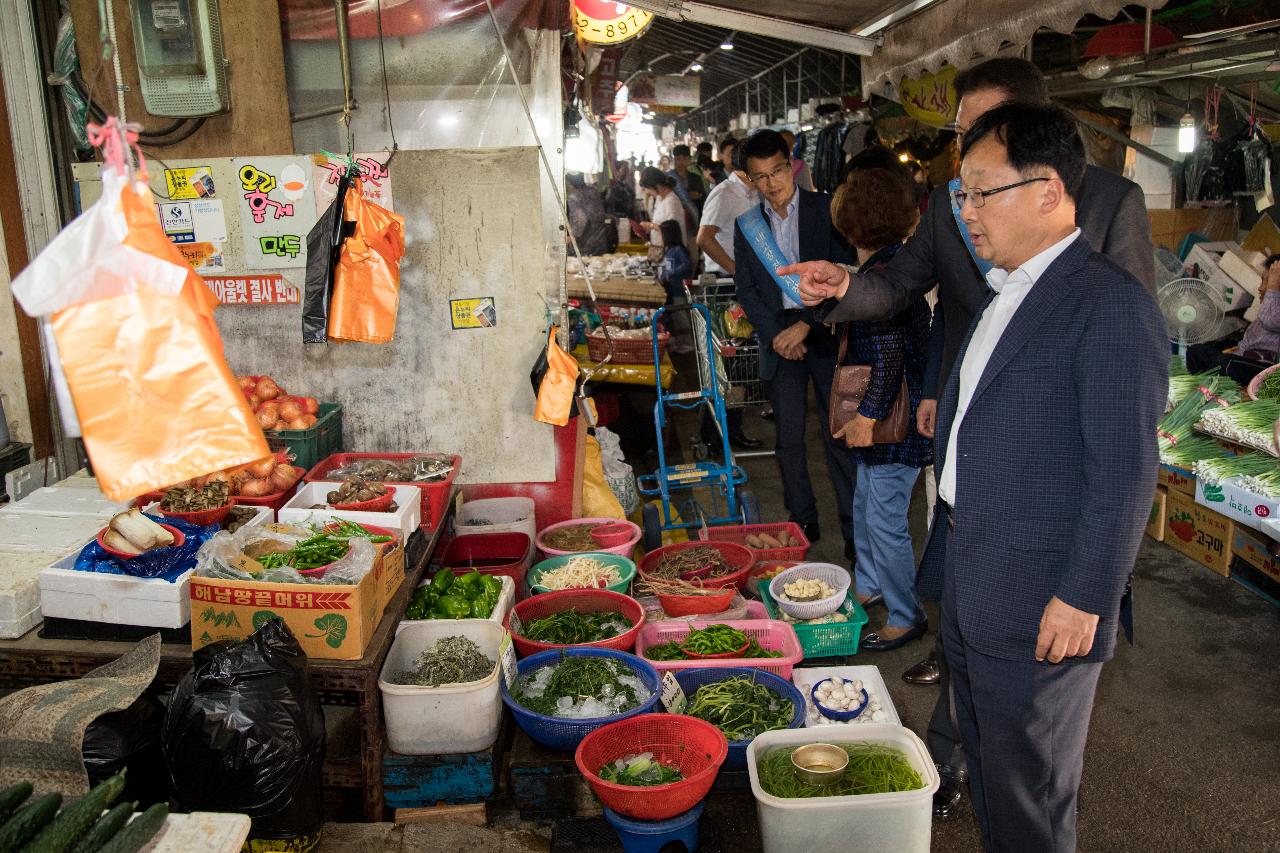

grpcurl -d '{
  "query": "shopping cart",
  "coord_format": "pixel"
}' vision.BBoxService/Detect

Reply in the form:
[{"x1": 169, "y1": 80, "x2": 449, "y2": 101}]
[
  {"x1": 637, "y1": 296, "x2": 759, "y2": 550},
  {"x1": 689, "y1": 279, "x2": 771, "y2": 461}
]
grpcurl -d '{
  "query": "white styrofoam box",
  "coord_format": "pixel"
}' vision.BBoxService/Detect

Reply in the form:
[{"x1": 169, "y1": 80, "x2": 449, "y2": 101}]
[
  {"x1": 0, "y1": 547, "x2": 63, "y2": 622},
  {"x1": 379, "y1": 620, "x2": 506, "y2": 755},
  {"x1": 1185, "y1": 243, "x2": 1254, "y2": 312},
  {"x1": 455, "y1": 497, "x2": 537, "y2": 542},
  {"x1": 1123, "y1": 126, "x2": 1178, "y2": 200},
  {"x1": 1195, "y1": 477, "x2": 1278, "y2": 534},
  {"x1": 39, "y1": 550, "x2": 194, "y2": 628},
  {"x1": 746, "y1": 725, "x2": 939, "y2": 853},
  {"x1": 0, "y1": 606, "x2": 41, "y2": 640},
  {"x1": 792, "y1": 665, "x2": 900, "y2": 727},
  {"x1": 396, "y1": 574, "x2": 516, "y2": 634},
  {"x1": 141, "y1": 502, "x2": 272, "y2": 533},
  {"x1": 6, "y1": 485, "x2": 128, "y2": 520},
  {"x1": 0, "y1": 512, "x2": 110, "y2": 556},
  {"x1": 279, "y1": 483, "x2": 421, "y2": 541}
]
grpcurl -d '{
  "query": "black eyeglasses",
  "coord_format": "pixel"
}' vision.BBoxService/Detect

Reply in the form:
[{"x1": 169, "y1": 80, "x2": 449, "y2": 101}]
[{"x1": 950, "y1": 177, "x2": 1050, "y2": 209}]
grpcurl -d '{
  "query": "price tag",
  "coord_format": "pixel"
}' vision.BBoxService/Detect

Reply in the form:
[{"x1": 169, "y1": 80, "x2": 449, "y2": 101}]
[
  {"x1": 660, "y1": 671, "x2": 687, "y2": 714},
  {"x1": 508, "y1": 608, "x2": 523, "y2": 638},
  {"x1": 499, "y1": 632, "x2": 518, "y2": 689}
]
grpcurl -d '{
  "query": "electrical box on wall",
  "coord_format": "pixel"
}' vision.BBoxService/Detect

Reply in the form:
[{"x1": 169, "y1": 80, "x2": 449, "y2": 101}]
[{"x1": 128, "y1": 0, "x2": 230, "y2": 117}]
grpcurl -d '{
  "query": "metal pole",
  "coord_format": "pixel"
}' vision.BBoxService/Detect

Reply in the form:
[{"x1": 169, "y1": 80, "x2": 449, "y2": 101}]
[
  {"x1": 1072, "y1": 110, "x2": 1177, "y2": 168},
  {"x1": 1143, "y1": 6, "x2": 1152, "y2": 55},
  {"x1": 334, "y1": 0, "x2": 355, "y2": 146}
]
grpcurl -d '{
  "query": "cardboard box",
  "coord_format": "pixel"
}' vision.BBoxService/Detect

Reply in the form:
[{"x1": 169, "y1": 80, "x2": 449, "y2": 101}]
[
  {"x1": 1146, "y1": 488, "x2": 1167, "y2": 542},
  {"x1": 189, "y1": 540, "x2": 397, "y2": 660},
  {"x1": 1231, "y1": 526, "x2": 1280, "y2": 587},
  {"x1": 1230, "y1": 558, "x2": 1280, "y2": 605},
  {"x1": 1164, "y1": 488, "x2": 1233, "y2": 577},
  {"x1": 1158, "y1": 463, "x2": 1196, "y2": 497},
  {"x1": 1195, "y1": 477, "x2": 1279, "y2": 534},
  {"x1": 279, "y1": 483, "x2": 422, "y2": 541}
]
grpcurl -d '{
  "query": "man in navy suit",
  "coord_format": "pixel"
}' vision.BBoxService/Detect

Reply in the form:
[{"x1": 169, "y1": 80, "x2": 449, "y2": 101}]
[
  {"x1": 792, "y1": 103, "x2": 1167, "y2": 851},
  {"x1": 733, "y1": 130, "x2": 854, "y2": 553}
]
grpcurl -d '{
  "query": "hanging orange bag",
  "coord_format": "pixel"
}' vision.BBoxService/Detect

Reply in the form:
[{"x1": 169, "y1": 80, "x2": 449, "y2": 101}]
[
  {"x1": 533, "y1": 329, "x2": 580, "y2": 427},
  {"x1": 11, "y1": 120, "x2": 267, "y2": 501},
  {"x1": 327, "y1": 177, "x2": 406, "y2": 343}
]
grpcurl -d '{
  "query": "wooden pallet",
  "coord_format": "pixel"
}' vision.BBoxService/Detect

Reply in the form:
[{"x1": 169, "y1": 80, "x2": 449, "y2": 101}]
[
  {"x1": 382, "y1": 718, "x2": 510, "y2": 809},
  {"x1": 393, "y1": 802, "x2": 487, "y2": 827},
  {"x1": 508, "y1": 727, "x2": 601, "y2": 820}
]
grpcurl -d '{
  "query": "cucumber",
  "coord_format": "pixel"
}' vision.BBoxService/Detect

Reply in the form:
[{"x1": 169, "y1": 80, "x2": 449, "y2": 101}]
[
  {"x1": 0, "y1": 783, "x2": 32, "y2": 825},
  {"x1": 24, "y1": 772, "x2": 127, "y2": 853},
  {"x1": 0, "y1": 792, "x2": 61, "y2": 852},
  {"x1": 96, "y1": 803, "x2": 168, "y2": 853},
  {"x1": 67, "y1": 802, "x2": 135, "y2": 853}
]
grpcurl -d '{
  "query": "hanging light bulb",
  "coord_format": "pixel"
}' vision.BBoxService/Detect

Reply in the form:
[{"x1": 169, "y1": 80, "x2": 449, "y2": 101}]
[
  {"x1": 690, "y1": 61, "x2": 703, "y2": 72},
  {"x1": 720, "y1": 38, "x2": 734, "y2": 50},
  {"x1": 1178, "y1": 112, "x2": 1197, "y2": 153}
]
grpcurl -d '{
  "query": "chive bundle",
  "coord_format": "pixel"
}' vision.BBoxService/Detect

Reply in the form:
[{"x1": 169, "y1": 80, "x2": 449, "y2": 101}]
[
  {"x1": 756, "y1": 743, "x2": 924, "y2": 798},
  {"x1": 1160, "y1": 433, "x2": 1223, "y2": 468},
  {"x1": 1194, "y1": 452, "x2": 1280, "y2": 497},
  {"x1": 1158, "y1": 374, "x2": 1241, "y2": 457},
  {"x1": 1198, "y1": 398, "x2": 1280, "y2": 454}
]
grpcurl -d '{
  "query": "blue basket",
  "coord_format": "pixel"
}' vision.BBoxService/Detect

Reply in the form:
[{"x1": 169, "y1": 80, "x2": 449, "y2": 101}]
[
  {"x1": 673, "y1": 667, "x2": 805, "y2": 770},
  {"x1": 501, "y1": 647, "x2": 661, "y2": 752}
]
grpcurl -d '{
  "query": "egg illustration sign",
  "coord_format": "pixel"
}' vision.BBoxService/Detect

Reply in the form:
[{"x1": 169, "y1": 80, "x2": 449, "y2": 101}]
[{"x1": 233, "y1": 155, "x2": 319, "y2": 270}]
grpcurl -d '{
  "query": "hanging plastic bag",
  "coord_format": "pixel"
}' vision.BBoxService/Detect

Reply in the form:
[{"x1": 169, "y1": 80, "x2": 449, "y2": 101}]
[
  {"x1": 302, "y1": 173, "x2": 351, "y2": 344},
  {"x1": 327, "y1": 177, "x2": 406, "y2": 343},
  {"x1": 582, "y1": 433, "x2": 625, "y2": 519},
  {"x1": 11, "y1": 120, "x2": 268, "y2": 501},
  {"x1": 532, "y1": 328, "x2": 579, "y2": 426},
  {"x1": 83, "y1": 693, "x2": 171, "y2": 807},
  {"x1": 163, "y1": 618, "x2": 325, "y2": 850}
]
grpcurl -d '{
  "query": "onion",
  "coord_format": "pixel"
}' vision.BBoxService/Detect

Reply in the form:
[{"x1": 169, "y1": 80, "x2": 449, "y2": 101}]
[
  {"x1": 299, "y1": 397, "x2": 320, "y2": 416},
  {"x1": 269, "y1": 464, "x2": 299, "y2": 492},
  {"x1": 238, "y1": 477, "x2": 272, "y2": 497},
  {"x1": 286, "y1": 417, "x2": 309, "y2": 430},
  {"x1": 237, "y1": 376, "x2": 256, "y2": 391},
  {"x1": 205, "y1": 471, "x2": 232, "y2": 487},
  {"x1": 247, "y1": 458, "x2": 276, "y2": 479},
  {"x1": 301, "y1": 414, "x2": 317, "y2": 428},
  {"x1": 256, "y1": 378, "x2": 282, "y2": 400},
  {"x1": 255, "y1": 410, "x2": 279, "y2": 430},
  {"x1": 278, "y1": 399, "x2": 304, "y2": 422}
]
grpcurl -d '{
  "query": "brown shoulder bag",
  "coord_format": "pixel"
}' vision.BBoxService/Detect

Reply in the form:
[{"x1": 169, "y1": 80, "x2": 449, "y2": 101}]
[{"x1": 828, "y1": 325, "x2": 910, "y2": 443}]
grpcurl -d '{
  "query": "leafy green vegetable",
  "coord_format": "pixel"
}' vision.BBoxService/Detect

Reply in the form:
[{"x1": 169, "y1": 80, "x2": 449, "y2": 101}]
[
  {"x1": 686, "y1": 675, "x2": 794, "y2": 741},
  {"x1": 757, "y1": 743, "x2": 924, "y2": 798},
  {"x1": 599, "y1": 753, "x2": 684, "y2": 787},
  {"x1": 306, "y1": 613, "x2": 348, "y2": 648},
  {"x1": 522, "y1": 610, "x2": 631, "y2": 644}
]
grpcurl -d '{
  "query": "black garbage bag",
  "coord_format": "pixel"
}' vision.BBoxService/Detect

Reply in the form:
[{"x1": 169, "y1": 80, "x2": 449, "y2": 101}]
[
  {"x1": 302, "y1": 173, "x2": 353, "y2": 343},
  {"x1": 163, "y1": 618, "x2": 325, "y2": 846},
  {"x1": 83, "y1": 692, "x2": 171, "y2": 807}
]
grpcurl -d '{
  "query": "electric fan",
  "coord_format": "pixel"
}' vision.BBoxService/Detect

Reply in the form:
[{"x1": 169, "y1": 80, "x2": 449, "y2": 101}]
[{"x1": 1158, "y1": 276, "x2": 1226, "y2": 362}]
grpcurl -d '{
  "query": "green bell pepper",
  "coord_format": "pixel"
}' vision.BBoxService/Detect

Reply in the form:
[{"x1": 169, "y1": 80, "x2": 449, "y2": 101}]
[
  {"x1": 453, "y1": 571, "x2": 483, "y2": 597},
  {"x1": 434, "y1": 595, "x2": 473, "y2": 620},
  {"x1": 470, "y1": 598, "x2": 493, "y2": 618},
  {"x1": 430, "y1": 568, "x2": 456, "y2": 596},
  {"x1": 480, "y1": 575, "x2": 502, "y2": 597}
]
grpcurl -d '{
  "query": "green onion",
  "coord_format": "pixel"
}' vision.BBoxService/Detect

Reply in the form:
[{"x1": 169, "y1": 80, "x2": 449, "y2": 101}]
[
  {"x1": 685, "y1": 676, "x2": 795, "y2": 741},
  {"x1": 756, "y1": 743, "x2": 924, "y2": 798},
  {"x1": 1158, "y1": 374, "x2": 1241, "y2": 455},
  {"x1": 1199, "y1": 398, "x2": 1280, "y2": 453}
]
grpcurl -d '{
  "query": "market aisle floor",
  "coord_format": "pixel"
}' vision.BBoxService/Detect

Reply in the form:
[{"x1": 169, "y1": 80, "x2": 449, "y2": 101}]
[{"x1": 319, "y1": 408, "x2": 1280, "y2": 853}]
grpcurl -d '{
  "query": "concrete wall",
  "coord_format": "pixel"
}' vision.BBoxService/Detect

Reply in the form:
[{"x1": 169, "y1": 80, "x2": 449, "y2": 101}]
[{"x1": 0, "y1": 203, "x2": 32, "y2": 444}]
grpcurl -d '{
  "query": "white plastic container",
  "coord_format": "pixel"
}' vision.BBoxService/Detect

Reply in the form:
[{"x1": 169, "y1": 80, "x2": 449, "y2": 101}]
[
  {"x1": 395, "y1": 574, "x2": 516, "y2": 634},
  {"x1": 455, "y1": 497, "x2": 537, "y2": 542},
  {"x1": 278, "y1": 483, "x2": 421, "y2": 541},
  {"x1": 0, "y1": 511, "x2": 112, "y2": 555},
  {"x1": 379, "y1": 619, "x2": 506, "y2": 755},
  {"x1": 39, "y1": 548, "x2": 195, "y2": 629},
  {"x1": 746, "y1": 724, "x2": 939, "y2": 853},
  {"x1": 5, "y1": 485, "x2": 127, "y2": 519}
]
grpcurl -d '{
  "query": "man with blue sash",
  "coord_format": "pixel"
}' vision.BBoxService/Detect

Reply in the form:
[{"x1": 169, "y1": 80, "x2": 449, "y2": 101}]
[
  {"x1": 778, "y1": 58, "x2": 1156, "y2": 826},
  {"x1": 732, "y1": 129, "x2": 855, "y2": 556}
]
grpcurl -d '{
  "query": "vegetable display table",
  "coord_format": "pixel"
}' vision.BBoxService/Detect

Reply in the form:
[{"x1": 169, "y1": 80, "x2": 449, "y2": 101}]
[{"x1": 0, "y1": 493, "x2": 455, "y2": 822}]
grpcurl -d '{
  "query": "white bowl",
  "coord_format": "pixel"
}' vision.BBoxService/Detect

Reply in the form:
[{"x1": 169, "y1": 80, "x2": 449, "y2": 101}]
[{"x1": 769, "y1": 563, "x2": 850, "y2": 620}]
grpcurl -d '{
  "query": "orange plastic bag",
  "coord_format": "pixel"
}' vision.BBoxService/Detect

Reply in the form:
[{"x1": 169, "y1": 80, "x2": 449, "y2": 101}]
[
  {"x1": 12, "y1": 122, "x2": 267, "y2": 501},
  {"x1": 534, "y1": 329, "x2": 579, "y2": 427},
  {"x1": 327, "y1": 178, "x2": 406, "y2": 343}
]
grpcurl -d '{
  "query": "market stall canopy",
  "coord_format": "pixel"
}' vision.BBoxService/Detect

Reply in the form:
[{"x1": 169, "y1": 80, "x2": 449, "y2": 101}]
[{"x1": 860, "y1": 0, "x2": 1168, "y2": 95}]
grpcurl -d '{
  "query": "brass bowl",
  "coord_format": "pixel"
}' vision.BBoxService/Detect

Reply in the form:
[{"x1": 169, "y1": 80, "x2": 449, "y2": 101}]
[{"x1": 790, "y1": 742, "x2": 849, "y2": 786}]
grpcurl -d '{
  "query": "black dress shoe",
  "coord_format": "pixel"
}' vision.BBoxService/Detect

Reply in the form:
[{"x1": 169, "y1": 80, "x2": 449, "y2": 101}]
[
  {"x1": 934, "y1": 764, "x2": 967, "y2": 820},
  {"x1": 901, "y1": 649, "x2": 940, "y2": 685},
  {"x1": 760, "y1": 407, "x2": 774, "y2": 421},
  {"x1": 856, "y1": 594, "x2": 884, "y2": 610},
  {"x1": 796, "y1": 520, "x2": 820, "y2": 544},
  {"x1": 860, "y1": 620, "x2": 927, "y2": 652},
  {"x1": 730, "y1": 433, "x2": 764, "y2": 450}
]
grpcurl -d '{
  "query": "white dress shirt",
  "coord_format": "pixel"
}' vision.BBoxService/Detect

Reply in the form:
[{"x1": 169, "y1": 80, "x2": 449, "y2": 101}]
[
  {"x1": 649, "y1": 190, "x2": 685, "y2": 248},
  {"x1": 700, "y1": 173, "x2": 757, "y2": 273},
  {"x1": 764, "y1": 190, "x2": 802, "y2": 308},
  {"x1": 939, "y1": 229, "x2": 1081, "y2": 507}
]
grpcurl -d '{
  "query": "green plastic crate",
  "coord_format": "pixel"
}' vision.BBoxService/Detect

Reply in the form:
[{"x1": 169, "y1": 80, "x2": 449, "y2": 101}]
[
  {"x1": 265, "y1": 402, "x2": 343, "y2": 470},
  {"x1": 759, "y1": 582, "x2": 868, "y2": 659}
]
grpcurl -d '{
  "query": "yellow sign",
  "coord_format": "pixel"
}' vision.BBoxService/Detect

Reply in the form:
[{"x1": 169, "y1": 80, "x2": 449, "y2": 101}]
[
  {"x1": 899, "y1": 65, "x2": 958, "y2": 128},
  {"x1": 450, "y1": 297, "x2": 497, "y2": 330},
  {"x1": 163, "y1": 166, "x2": 216, "y2": 200},
  {"x1": 572, "y1": 0, "x2": 653, "y2": 46}
]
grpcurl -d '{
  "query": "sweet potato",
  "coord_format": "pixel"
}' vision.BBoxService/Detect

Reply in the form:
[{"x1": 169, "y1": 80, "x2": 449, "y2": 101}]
[
  {"x1": 745, "y1": 534, "x2": 765, "y2": 549},
  {"x1": 757, "y1": 533, "x2": 783, "y2": 548}
]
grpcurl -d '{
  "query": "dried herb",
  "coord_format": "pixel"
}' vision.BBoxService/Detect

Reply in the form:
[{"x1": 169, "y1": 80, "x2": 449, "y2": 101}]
[{"x1": 393, "y1": 635, "x2": 495, "y2": 686}]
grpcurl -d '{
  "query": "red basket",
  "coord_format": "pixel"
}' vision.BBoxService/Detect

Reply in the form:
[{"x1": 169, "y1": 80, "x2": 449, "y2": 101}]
[
  {"x1": 304, "y1": 453, "x2": 461, "y2": 531},
  {"x1": 638, "y1": 541, "x2": 755, "y2": 591},
  {"x1": 654, "y1": 588, "x2": 735, "y2": 617},
  {"x1": 587, "y1": 329, "x2": 668, "y2": 365},
  {"x1": 441, "y1": 532, "x2": 533, "y2": 599},
  {"x1": 506, "y1": 588, "x2": 645, "y2": 657},
  {"x1": 745, "y1": 561, "x2": 800, "y2": 598},
  {"x1": 157, "y1": 502, "x2": 233, "y2": 527},
  {"x1": 575, "y1": 714, "x2": 728, "y2": 821},
  {"x1": 229, "y1": 466, "x2": 305, "y2": 515},
  {"x1": 130, "y1": 490, "x2": 165, "y2": 509},
  {"x1": 698, "y1": 522, "x2": 810, "y2": 563},
  {"x1": 331, "y1": 490, "x2": 394, "y2": 512},
  {"x1": 96, "y1": 524, "x2": 186, "y2": 560}
]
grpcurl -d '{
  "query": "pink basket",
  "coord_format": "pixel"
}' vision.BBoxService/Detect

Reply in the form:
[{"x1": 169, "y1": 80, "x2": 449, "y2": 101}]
[
  {"x1": 633, "y1": 618, "x2": 803, "y2": 678},
  {"x1": 699, "y1": 522, "x2": 810, "y2": 563},
  {"x1": 537, "y1": 517, "x2": 641, "y2": 559}
]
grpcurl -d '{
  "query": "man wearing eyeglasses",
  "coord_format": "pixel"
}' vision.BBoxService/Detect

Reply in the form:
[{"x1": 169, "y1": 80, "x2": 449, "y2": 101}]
[
  {"x1": 733, "y1": 129, "x2": 856, "y2": 558},
  {"x1": 778, "y1": 57, "x2": 1155, "y2": 823}
]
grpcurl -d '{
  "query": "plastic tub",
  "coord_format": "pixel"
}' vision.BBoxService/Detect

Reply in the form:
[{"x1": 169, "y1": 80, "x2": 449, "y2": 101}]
[
  {"x1": 746, "y1": 725, "x2": 939, "y2": 853},
  {"x1": 455, "y1": 497, "x2": 537, "y2": 542},
  {"x1": 537, "y1": 517, "x2": 641, "y2": 559},
  {"x1": 440, "y1": 532, "x2": 534, "y2": 599},
  {"x1": 699, "y1": 522, "x2": 810, "y2": 563},
  {"x1": 638, "y1": 541, "x2": 756, "y2": 591},
  {"x1": 507, "y1": 588, "x2": 645, "y2": 657},
  {"x1": 527, "y1": 552, "x2": 636, "y2": 595},
  {"x1": 769, "y1": 563, "x2": 851, "y2": 621},
  {"x1": 635, "y1": 619, "x2": 804, "y2": 679},
  {"x1": 674, "y1": 667, "x2": 806, "y2": 770},
  {"x1": 156, "y1": 502, "x2": 233, "y2": 528},
  {"x1": 378, "y1": 619, "x2": 506, "y2": 755},
  {"x1": 305, "y1": 452, "x2": 460, "y2": 531}
]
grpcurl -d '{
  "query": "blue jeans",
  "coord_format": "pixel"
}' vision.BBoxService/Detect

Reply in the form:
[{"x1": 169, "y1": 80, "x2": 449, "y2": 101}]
[{"x1": 852, "y1": 462, "x2": 924, "y2": 629}]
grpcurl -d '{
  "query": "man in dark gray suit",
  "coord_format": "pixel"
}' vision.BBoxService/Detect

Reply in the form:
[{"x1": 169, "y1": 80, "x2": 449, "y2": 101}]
[{"x1": 782, "y1": 57, "x2": 1156, "y2": 819}]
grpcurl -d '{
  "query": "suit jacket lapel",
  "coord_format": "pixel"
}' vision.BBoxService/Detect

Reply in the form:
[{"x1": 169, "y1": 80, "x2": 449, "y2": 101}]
[{"x1": 967, "y1": 236, "x2": 1090, "y2": 407}]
